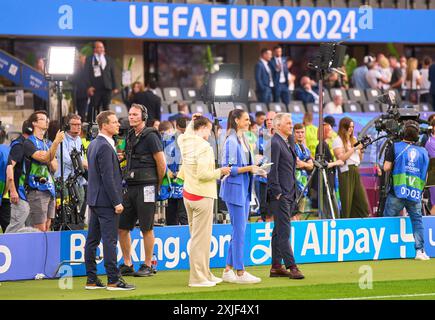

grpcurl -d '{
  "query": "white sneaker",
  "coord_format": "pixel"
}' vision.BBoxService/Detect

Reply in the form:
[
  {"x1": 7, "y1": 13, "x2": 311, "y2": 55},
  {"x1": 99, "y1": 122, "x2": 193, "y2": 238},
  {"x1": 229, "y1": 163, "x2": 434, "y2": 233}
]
[
  {"x1": 222, "y1": 269, "x2": 237, "y2": 283},
  {"x1": 235, "y1": 271, "x2": 261, "y2": 284},
  {"x1": 415, "y1": 250, "x2": 430, "y2": 261},
  {"x1": 210, "y1": 274, "x2": 223, "y2": 284},
  {"x1": 189, "y1": 281, "x2": 216, "y2": 288}
]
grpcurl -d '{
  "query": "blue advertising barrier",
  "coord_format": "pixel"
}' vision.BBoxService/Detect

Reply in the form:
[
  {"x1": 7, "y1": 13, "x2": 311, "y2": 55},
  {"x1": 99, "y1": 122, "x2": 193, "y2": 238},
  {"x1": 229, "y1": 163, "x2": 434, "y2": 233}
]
[
  {"x1": 2, "y1": 1, "x2": 435, "y2": 43},
  {"x1": 1, "y1": 217, "x2": 434, "y2": 281},
  {"x1": 0, "y1": 232, "x2": 60, "y2": 281},
  {"x1": 0, "y1": 49, "x2": 49, "y2": 101}
]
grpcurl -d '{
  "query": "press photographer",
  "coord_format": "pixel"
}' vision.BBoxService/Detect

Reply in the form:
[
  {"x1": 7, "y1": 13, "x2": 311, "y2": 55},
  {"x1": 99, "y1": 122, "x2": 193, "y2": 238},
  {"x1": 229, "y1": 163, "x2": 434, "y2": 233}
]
[
  {"x1": 383, "y1": 120, "x2": 430, "y2": 261},
  {"x1": 54, "y1": 114, "x2": 88, "y2": 229},
  {"x1": 23, "y1": 111, "x2": 64, "y2": 232}
]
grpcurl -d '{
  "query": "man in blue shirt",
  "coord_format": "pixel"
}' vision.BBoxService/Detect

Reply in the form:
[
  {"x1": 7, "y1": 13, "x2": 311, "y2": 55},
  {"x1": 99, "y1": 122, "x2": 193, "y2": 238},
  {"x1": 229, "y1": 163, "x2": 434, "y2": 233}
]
[
  {"x1": 55, "y1": 114, "x2": 88, "y2": 220},
  {"x1": 351, "y1": 55, "x2": 374, "y2": 90}
]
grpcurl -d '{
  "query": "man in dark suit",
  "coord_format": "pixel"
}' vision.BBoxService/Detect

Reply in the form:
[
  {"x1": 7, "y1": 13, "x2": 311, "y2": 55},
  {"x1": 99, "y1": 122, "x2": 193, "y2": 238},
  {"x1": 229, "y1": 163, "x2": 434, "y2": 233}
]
[
  {"x1": 294, "y1": 76, "x2": 319, "y2": 105},
  {"x1": 270, "y1": 46, "x2": 290, "y2": 105},
  {"x1": 255, "y1": 48, "x2": 274, "y2": 104},
  {"x1": 85, "y1": 41, "x2": 119, "y2": 123},
  {"x1": 130, "y1": 81, "x2": 162, "y2": 127},
  {"x1": 84, "y1": 110, "x2": 135, "y2": 291},
  {"x1": 267, "y1": 113, "x2": 304, "y2": 280}
]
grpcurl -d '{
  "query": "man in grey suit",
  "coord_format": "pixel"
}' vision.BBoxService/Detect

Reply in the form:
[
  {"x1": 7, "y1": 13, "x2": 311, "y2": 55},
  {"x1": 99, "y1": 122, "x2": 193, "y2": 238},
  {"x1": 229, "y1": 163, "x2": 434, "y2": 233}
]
[
  {"x1": 84, "y1": 110, "x2": 135, "y2": 291},
  {"x1": 85, "y1": 41, "x2": 119, "y2": 123},
  {"x1": 267, "y1": 113, "x2": 304, "y2": 280}
]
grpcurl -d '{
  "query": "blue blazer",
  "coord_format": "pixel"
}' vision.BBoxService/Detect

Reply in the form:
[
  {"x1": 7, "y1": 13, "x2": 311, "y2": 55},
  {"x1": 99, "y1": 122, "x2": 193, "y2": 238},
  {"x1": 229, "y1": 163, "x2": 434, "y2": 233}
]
[
  {"x1": 294, "y1": 87, "x2": 319, "y2": 104},
  {"x1": 219, "y1": 133, "x2": 253, "y2": 206},
  {"x1": 255, "y1": 60, "x2": 272, "y2": 92},
  {"x1": 87, "y1": 136, "x2": 123, "y2": 208},
  {"x1": 269, "y1": 57, "x2": 289, "y2": 86}
]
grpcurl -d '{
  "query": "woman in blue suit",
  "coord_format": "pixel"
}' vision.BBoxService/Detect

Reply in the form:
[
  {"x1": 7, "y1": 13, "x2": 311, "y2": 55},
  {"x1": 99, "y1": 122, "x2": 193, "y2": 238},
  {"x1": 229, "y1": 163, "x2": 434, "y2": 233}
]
[{"x1": 220, "y1": 109, "x2": 262, "y2": 284}]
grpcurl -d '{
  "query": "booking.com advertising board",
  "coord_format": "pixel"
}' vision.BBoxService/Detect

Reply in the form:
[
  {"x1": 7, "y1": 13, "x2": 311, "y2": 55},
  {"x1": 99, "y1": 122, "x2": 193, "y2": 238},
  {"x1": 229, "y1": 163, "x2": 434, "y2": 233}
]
[
  {"x1": 2, "y1": 0, "x2": 435, "y2": 43},
  {"x1": 1, "y1": 217, "x2": 435, "y2": 281}
]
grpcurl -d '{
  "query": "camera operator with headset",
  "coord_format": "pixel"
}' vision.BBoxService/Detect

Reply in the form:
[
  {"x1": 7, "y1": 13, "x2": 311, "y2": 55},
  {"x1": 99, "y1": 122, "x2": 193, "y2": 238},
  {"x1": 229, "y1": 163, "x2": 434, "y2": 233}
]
[
  {"x1": 383, "y1": 120, "x2": 430, "y2": 261},
  {"x1": 55, "y1": 114, "x2": 88, "y2": 223},
  {"x1": 23, "y1": 111, "x2": 64, "y2": 232},
  {"x1": 118, "y1": 103, "x2": 166, "y2": 277}
]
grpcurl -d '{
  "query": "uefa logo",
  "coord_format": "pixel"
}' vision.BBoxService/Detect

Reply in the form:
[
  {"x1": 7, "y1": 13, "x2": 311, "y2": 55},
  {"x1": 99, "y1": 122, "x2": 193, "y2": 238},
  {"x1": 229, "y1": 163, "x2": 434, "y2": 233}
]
[{"x1": 407, "y1": 148, "x2": 417, "y2": 166}]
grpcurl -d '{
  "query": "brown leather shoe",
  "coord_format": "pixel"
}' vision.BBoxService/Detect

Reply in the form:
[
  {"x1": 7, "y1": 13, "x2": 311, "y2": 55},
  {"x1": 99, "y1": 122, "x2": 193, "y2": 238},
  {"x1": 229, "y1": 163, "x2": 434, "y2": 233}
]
[
  {"x1": 270, "y1": 266, "x2": 292, "y2": 277},
  {"x1": 289, "y1": 267, "x2": 305, "y2": 280}
]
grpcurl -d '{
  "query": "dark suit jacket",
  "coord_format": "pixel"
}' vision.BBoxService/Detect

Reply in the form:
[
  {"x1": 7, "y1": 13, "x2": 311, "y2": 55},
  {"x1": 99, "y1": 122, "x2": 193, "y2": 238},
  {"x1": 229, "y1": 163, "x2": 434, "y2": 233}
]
[
  {"x1": 267, "y1": 134, "x2": 297, "y2": 201},
  {"x1": 87, "y1": 136, "x2": 122, "y2": 208},
  {"x1": 429, "y1": 63, "x2": 435, "y2": 95},
  {"x1": 130, "y1": 90, "x2": 162, "y2": 124},
  {"x1": 255, "y1": 60, "x2": 272, "y2": 92},
  {"x1": 84, "y1": 54, "x2": 117, "y2": 91},
  {"x1": 270, "y1": 57, "x2": 289, "y2": 86},
  {"x1": 294, "y1": 87, "x2": 319, "y2": 104}
]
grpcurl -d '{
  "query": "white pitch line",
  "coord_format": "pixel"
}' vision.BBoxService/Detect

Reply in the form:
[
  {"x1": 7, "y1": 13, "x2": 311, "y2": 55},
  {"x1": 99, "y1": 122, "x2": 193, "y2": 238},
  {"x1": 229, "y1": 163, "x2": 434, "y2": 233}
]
[{"x1": 329, "y1": 293, "x2": 435, "y2": 300}]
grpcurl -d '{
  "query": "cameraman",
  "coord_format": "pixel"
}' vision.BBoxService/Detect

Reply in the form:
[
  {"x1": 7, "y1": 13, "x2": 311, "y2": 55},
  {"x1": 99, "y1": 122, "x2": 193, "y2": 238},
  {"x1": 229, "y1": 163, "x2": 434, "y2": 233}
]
[
  {"x1": 55, "y1": 114, "x2": 88, "y2": 215},
  {"x1": 24, "y1": 111, "x2": 64, "y2": 232},
  {"x1": 383, "y1": 120, "x2": 430, "y2": 260},
  {"x1": 118, "y1": 104, "x2": 166, "y2": 277}
]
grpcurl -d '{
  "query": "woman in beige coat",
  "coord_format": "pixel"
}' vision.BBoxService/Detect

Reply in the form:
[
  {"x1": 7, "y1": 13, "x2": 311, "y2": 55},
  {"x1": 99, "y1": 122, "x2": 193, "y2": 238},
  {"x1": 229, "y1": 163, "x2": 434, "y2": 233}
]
[{"x1": 178, "y1": 114, "x2": 231, "y2": 287}]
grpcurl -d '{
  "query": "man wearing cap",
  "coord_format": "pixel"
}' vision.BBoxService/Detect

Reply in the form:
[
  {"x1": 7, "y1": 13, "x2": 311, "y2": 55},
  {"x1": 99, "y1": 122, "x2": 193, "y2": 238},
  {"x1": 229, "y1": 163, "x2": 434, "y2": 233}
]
[{"x1": 351, "y1": 56, "x2": 374, "y2": 90}]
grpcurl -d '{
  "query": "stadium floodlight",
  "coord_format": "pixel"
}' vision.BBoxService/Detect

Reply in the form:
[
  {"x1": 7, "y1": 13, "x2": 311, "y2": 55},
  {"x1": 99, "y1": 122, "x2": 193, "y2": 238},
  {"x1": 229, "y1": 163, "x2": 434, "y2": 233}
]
[
  {"x1": 46, "y1": 46, "x2": 76, "y2": 79},
  {"x1": 214, "y1": 78, "x2": 233, "y2": 97},
  {"x1": 45, "y1": 46, "x2": 77, "y2": 231}
]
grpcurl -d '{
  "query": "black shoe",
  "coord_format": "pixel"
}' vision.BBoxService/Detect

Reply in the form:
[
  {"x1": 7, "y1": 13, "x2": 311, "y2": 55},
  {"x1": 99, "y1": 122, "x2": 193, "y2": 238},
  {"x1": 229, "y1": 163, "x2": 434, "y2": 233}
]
[
  {"x1": 134, "y1": 264, "x2": 154, "y2": 277},
  {"x1": 107, "y1": 277, "x2": 136, "y2": 291},
  {"x1": 85, "y1": 277, "x2": 106, "y2": 290},
  {"x1": 119, "y1": 263, "x2": 135, "y2": 276}
]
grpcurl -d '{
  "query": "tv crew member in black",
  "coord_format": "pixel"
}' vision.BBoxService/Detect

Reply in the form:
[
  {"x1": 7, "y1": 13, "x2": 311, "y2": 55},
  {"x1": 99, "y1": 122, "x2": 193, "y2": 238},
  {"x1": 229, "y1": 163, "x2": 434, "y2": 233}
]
[
  {"x1": 85, "y1": 41, "x2": 118, "y2": 123},
  {"x1": 118, "y1": 104, "x2": 166, "y2": 277}
]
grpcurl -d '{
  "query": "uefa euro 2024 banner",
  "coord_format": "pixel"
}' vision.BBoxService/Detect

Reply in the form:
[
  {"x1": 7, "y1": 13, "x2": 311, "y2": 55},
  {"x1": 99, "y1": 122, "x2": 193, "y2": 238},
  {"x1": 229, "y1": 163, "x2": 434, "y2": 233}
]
[
  {"x1": 1, "y1": 217, "x2": 434, "y2": 280},
  {"x1": 2, "y1": 0, "x2": 435, "y2": 43}
]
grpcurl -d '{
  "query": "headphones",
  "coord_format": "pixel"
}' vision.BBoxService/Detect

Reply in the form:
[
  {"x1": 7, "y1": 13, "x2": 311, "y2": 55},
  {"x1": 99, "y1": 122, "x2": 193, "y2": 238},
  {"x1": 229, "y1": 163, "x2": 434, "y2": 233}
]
[
  {"x1": 403, "y1": 120, "x2": 420, "y2": 142},
  {"x1": 132, "y1": 104, "x2": 148, "y2": 122},
  {"x1": 404, "y1": 120, "x2": 419, "y2": 133}
]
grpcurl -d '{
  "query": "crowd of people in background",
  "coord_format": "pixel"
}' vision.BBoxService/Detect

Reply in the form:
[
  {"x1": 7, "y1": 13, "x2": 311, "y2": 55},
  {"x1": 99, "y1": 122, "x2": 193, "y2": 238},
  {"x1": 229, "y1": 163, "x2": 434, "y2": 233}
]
[{"x1": 255, "y1": 46, "x2": 435, "y2": 111}]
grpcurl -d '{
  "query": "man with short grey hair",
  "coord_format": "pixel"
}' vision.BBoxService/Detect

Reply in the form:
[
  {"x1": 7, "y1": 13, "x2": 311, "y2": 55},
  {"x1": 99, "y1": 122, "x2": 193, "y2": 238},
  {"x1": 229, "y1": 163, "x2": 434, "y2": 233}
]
[{"x1": 267, "y1": 112, "x2": 304, "y2": 279}]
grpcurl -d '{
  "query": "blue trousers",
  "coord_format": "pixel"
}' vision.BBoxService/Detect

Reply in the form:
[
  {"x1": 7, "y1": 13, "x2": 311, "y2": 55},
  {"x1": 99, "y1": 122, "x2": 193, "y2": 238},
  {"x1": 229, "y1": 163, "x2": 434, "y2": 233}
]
[
  {"x1": 274, "y1": 83, "x2": 290, "y2": 105},
  {"x1": 383, "y1": 193, "x2": 424, "y2": 251},
  {"x1": 226, "y1": 196, "x2": 250, "y2": 270},
  {"x1": 256, "y1": 87, "x2": 273, "y2": 104},
  {"x1": 85, "y1": 206, "x2": 120, "y2": 284}
]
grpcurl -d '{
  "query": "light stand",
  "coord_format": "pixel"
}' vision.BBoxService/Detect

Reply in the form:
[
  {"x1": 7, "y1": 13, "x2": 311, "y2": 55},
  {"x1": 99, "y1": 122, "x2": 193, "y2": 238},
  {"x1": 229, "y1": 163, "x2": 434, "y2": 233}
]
[
  {"x1": 45, "y1": 46, "x2": 76, "y2": 231},
  {"x1": 308, "y1": 42, "x2": 346, "y2": 219}
]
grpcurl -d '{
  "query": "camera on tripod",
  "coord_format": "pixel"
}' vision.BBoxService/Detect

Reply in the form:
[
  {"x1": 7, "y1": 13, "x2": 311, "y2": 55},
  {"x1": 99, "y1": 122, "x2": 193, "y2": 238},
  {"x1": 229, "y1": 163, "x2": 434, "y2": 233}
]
[{"x1": 374, "y1": 92, "x2": 423, "y2": 138}]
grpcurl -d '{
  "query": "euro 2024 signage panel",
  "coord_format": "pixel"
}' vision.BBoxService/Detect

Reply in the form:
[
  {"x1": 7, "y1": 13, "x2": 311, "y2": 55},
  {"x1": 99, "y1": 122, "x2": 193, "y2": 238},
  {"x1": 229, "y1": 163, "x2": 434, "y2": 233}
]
[{"x1": 2, "y1": 0, "x2": 435, "y2": 43}]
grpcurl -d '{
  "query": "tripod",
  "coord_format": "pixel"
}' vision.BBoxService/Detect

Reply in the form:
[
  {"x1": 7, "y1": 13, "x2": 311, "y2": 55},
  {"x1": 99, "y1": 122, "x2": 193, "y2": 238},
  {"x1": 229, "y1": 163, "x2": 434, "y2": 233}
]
[{"x1": 295, "y1": 159, "x2": 337, "y2": 220}]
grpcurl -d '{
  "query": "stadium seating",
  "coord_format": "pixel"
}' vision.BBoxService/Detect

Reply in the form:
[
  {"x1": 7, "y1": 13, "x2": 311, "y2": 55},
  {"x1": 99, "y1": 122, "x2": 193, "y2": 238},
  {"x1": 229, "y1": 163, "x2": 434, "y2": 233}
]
[
  {"x1": 306, "y1": 102, "x2": 320, "y2": 113},
  {"x1": 348, "y1": 88, "x2": 367, "y2": 102},
  {"x1": 161, "y1": 102, "x2": 171, "y2": 114},
  {"x1": 249, "y1": 102, "x2": 268, "y2": 113},
  {"x1": 151, "y1": 87, "x2": 164, "y2": 101},
  {"x1": 288, "y1": 101, "x2": 306, "y2": 113},
  {"x1": 190, "y1": 101, "x2": 209, "y2": 113},
  {"x1": 329, "y1": 88, "x2": 349, "y2": 102},
  {"x1": 268, "y1": 102, "x2": 288, "y2": 112},
  {"x1": 248, "y1": 89, "x2": 257, "y2": 102},
  {"x1": 362, "y1": 102, "x2": 381, "y2": 112},
  {"x1": 343, "y1": 102, "x2": 363, "y2": 112},
  {"x1": 322, "y1": 90, "x2": 332, "y2": 104},
  {"x1": 234, "y1": 102, "x2": 249, "y2": 112},
  {"x1": 365, "y1": 88, "x2": 382, "y2": 102},
  {"x1": 163, "y1": 87, "x2": 183, "y2": 103},
  {"x1": 182, "y1": 88, "x2": 199, "y2": 102}
]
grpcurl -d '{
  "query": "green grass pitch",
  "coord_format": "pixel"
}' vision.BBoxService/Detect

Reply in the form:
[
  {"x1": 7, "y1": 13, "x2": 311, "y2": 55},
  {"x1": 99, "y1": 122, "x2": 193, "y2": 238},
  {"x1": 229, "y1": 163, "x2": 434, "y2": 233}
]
[{"x1": 1, "y1": 259, "x2": 435, "y2": 300}]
